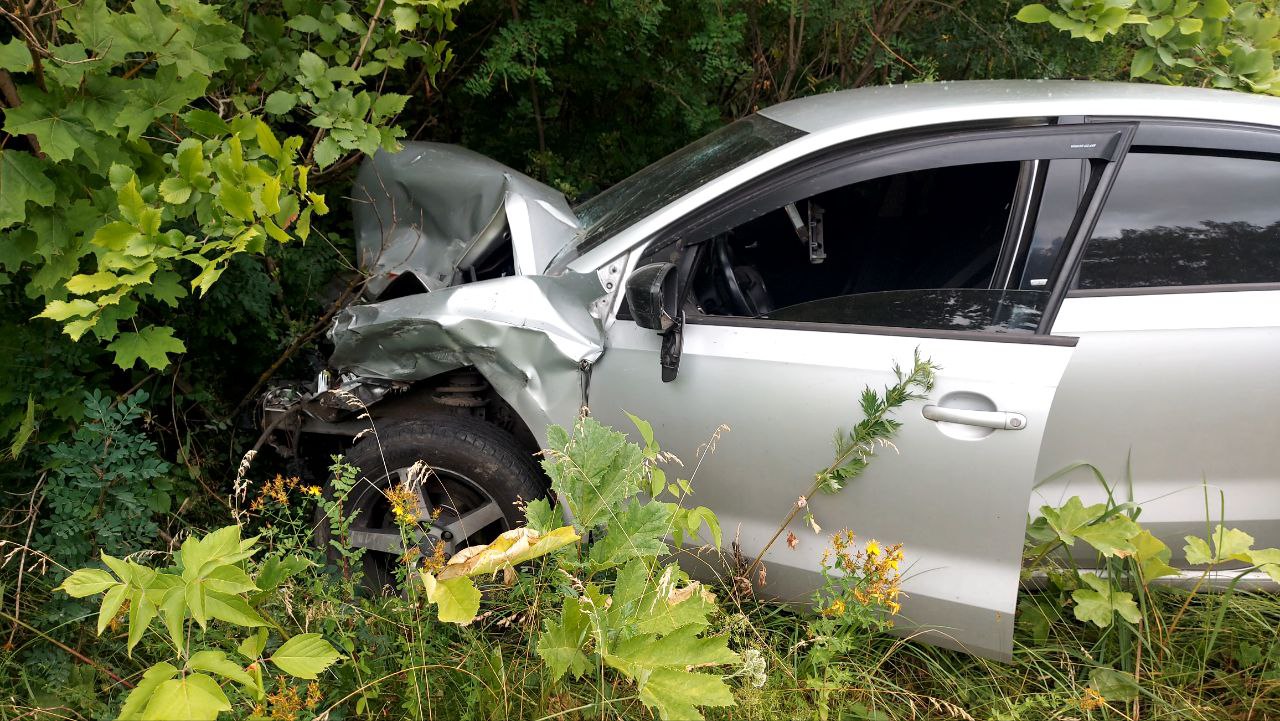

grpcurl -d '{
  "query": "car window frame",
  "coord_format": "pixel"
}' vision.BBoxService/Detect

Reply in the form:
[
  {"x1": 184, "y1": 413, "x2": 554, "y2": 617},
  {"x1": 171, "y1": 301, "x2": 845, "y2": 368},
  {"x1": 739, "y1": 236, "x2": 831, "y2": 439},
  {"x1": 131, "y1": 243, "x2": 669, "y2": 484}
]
[
  {"x1": 620, "y1": 120, "x2": 1137, "y2": 346},
  {"x1": 1067, "y1": 118, "x2": 1280, "y2": 298}
]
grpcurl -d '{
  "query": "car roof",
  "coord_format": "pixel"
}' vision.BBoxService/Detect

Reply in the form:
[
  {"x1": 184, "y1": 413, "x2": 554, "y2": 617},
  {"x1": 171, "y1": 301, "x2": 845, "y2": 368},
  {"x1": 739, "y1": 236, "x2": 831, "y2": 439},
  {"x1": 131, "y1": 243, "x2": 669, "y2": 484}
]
[{"x1": 758, "y1": 80, "x2": 1280, "y2": 134}]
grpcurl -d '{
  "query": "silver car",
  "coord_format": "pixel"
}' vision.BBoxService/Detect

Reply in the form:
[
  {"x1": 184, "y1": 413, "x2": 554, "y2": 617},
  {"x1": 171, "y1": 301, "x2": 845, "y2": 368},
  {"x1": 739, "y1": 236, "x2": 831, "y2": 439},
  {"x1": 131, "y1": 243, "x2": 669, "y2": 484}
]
[{"x1": 263, "y1": 80, "x2": 1280, "y2": 660}]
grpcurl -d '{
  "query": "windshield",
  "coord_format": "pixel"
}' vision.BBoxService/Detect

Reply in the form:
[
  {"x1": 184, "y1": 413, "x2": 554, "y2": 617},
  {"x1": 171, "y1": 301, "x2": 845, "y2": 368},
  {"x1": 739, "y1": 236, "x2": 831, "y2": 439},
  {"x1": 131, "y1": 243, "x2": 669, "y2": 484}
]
[{"x1": 550, "y1": 114, "x2": 804, "y2": 267}]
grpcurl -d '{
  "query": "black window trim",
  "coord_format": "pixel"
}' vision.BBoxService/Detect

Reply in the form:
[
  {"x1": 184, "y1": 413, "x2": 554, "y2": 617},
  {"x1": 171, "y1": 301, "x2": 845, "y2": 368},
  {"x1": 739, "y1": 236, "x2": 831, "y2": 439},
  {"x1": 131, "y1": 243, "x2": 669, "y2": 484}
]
[
  {"x1": 622, "y1": 119, "x2": 1136, "y2": 346},
  {"x1": 1063, "y1": 117, "x2": 1280, "y2": 298}
]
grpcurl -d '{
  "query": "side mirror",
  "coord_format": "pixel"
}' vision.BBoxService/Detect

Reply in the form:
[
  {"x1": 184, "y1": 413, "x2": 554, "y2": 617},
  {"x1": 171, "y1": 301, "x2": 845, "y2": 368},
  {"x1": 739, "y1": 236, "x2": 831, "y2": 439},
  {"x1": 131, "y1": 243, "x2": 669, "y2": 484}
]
[{"x1": 625, "y1": 262, "x2": 679, "y2": 332}]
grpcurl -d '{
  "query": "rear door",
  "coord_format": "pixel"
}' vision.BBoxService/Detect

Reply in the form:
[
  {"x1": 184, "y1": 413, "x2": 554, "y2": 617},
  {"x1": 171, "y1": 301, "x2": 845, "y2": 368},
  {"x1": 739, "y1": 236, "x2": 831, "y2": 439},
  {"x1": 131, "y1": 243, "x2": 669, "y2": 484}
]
[{"x1": 589, "y1": 122, "x2": 1134, "y2": 660}]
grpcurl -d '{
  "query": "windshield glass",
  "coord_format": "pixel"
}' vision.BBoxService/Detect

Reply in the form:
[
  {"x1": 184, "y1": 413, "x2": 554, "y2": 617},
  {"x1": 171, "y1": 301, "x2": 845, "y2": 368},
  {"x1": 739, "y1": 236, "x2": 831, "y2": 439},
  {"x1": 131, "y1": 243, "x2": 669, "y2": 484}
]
[{"x1": 551, "y1": 114, "x2": 804, "y2": 267}]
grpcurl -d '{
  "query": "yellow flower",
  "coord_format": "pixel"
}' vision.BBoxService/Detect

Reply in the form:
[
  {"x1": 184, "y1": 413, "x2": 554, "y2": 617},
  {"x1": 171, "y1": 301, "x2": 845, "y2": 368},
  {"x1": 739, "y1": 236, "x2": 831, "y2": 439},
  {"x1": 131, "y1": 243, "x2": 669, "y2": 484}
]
[
  {"x1": 303, "y1": 486, "x2": 322, "y2": 497},
  {"x1": 822, "y1": 599, "x2": 846, "y2": 617},
  {"x1": 1079, "y1": 687, "x2": 1106, "y2": 711},
  {"x1": 887, "y1": 601, "x2": 901, "y2": 615},
  {"x1": 865, "y1": 540, "x2": 881, "y2": 556}
]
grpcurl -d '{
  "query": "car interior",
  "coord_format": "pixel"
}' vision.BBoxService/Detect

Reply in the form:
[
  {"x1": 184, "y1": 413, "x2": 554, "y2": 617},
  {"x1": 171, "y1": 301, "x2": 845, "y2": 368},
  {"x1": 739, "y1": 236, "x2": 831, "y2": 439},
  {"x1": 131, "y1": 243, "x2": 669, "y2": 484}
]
[{"x1": 682, "y1": 160, "x2": 1052, "y2": 333}]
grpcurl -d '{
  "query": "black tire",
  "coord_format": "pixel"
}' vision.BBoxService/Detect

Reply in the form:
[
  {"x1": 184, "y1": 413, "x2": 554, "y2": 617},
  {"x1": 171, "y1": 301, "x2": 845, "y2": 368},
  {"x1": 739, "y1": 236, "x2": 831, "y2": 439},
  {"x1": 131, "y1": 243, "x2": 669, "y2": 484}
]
[{"x1": 316, "y1": 415, "x2": 545, "y2": 591}]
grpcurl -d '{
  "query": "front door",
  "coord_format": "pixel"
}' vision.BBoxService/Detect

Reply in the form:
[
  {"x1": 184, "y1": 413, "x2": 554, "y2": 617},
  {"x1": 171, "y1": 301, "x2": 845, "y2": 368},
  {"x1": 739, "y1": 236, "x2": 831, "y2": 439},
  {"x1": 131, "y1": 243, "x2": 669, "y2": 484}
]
[{"x1": 590, "y1": 123, "x2": 1131, "y2": 659}]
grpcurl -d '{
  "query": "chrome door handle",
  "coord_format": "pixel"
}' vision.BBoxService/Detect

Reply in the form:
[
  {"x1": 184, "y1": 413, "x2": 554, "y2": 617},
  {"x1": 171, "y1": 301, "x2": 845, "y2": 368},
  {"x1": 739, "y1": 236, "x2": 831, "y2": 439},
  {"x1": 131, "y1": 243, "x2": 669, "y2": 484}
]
[{"x1": 922, "y1": 405, "x2": 1027, "y2": 431}]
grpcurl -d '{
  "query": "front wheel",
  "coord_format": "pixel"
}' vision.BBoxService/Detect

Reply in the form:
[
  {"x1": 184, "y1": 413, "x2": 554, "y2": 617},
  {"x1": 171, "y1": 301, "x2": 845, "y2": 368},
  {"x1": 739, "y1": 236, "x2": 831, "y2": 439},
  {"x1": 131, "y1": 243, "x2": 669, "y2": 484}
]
[{"x1": 319, "y1": 416, "x2": 546, "y2": 590}]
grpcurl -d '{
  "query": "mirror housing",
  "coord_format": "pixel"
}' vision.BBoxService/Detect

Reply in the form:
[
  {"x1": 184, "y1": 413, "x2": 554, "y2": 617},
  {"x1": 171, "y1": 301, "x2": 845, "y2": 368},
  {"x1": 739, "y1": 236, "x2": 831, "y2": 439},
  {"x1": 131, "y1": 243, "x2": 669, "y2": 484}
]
[{"x1": 625, "y1": 262, "x2": 679, "y2": 332}]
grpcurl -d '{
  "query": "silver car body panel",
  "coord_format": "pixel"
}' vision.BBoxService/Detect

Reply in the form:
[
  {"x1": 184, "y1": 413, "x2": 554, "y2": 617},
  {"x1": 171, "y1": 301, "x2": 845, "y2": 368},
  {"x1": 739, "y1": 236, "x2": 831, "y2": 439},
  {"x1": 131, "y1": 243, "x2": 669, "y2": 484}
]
[
  {"x1": 1037, "y1": 291, "x2": 1280, "y2": 555},
  {"x1": 353, "y1": 142, "x2": 578, "y2": 297},
  {"x1": 590, "y1": 321, "x2": 1075, "y2": 661},
  {"x1": 321, "y1": 80, "x2": 1280, "y2": 660}
]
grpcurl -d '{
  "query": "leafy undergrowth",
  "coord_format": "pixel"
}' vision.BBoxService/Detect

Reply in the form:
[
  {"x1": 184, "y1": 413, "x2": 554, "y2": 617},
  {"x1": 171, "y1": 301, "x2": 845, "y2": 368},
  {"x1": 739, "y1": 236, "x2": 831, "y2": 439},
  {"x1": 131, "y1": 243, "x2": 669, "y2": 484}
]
[{"x1": 4, "y1": 393, "x2": 1279, "y2": 720}]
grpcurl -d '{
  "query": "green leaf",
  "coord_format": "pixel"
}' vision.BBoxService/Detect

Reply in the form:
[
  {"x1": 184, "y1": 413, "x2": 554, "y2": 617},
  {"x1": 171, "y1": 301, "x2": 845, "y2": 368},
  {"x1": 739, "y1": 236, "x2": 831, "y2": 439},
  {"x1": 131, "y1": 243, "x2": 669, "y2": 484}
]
[
  {"x1": 609, "y1": 624, "x2": 740, "y2": 672},
  {"x1": 9, "y1": 394, "x2": 36, "y2": 459},
  {"x1": 537, "y1": 596, "x2": 591, "y2": 682},
  {"x1": 1132, "y1": 47, "x2": 1157, "y2": 77},
  {"x1": 204, "y1": 590, "x2": 268, "y2": 627},
  {"x1": 117, "y1": 662, "x2": 179, "y2": 720},
  {"x1": 1040, "y1": 497, "x2": 1104, "y2": 543},
  {"x1": 106, "y1": 326, "x2": 187, "y2": 370},
  {"x1": 1203, "y1": 0, "x2": 1230, "y2": 16},
  {"x1": 0, "y1": 38, "x2": 33, "y2": 72},
  {"x1": 183, "y1": 109, "x2": 230, "y2": 137},
  {"x1": 3, "y1": 88, "x2": 99, "y2": 163},
  {"x1": 57, "y1": 568, "x2": 117, "y2": 597},
  {"x1": 97, "y1": 583, "x2": 128, "y2": 634},
  {"x1": 638, "y1": 668, "x2": 736, "y2": 721},
  {"x1": 127, "y1": 591, "x2": 157, "y2": 653},
  {"x1": 1185, "y1": 525, "x2": 1255, "y2": 565},
  {"x1": 264, "y1": 90, "x2": 298, "y2": 115},
  {"x1": 313, "y1": 135, "x2": 341, "y2": 168},
  {"x1": 542, "y1": 417, "x2": 646, "y2": 531},
  {"x1": 1090, "y1": 667, "x2": 1140, "y2": 701},
  {"x1": 113, "y1": 66, "x2": 210, "y2": 140},
  {"x1": 421, "y1": 572, "x2": 482, "y2": 625},
  {"x1": 270, "y1": 633, "x2": 342, "y2": 679},
  {"x1": 141, "y1": 673, "x2": 230, "y2": 721},
  {"x1": 588, "y1": 499, "x2": 674, "y2": 570},
  {"x1": 158, "y1": 587, "x2": 186, "y2": 653},
  {"x1": 371, "y1": 93, "x2": 410, "y2": 119},
  {"x1": 238, "y1": 627, "x2": 269, "y2": 660},
  {"x1": 91, "y1": 221, "x2": 143, "y2": 252},
  {"x1": 188, "y1": 649, "x2": 256, "y2": 688},
  {"x1": 524, "y1": 497, "x2": 560, "y2": 533},
  {"x1": 286, "y1": 15, "x2": 322, "y2": 33},
  {"x1": 219, "y1": 184, "x2": 255, "y2": 222},
  {"x1": 0, "y1": 150, "x2": 55, "y2": 229},
  {"x1": 1133, "y1": 530, "x2": 1180, "y2": 582},
  {"x1": 65, "y1": 272, "x2": 121, "y2": 295},
  {"x1": 1179, "y1": 17, "x2": 1204, "y2": 34},
  {"x1": 391, "y1": 6, "x2": 419, "y2": 32},
  {"x1": 158, "y1": 177, "x2": 193, "y2": 204},
  {"x1": 1015, "y1": 4, "x2": 1054, "y2": 23},
  {"x1": 1148, "y1": 16, "x2": 1176, "y2": 37},
  {"x1": 298, "y1": 51, "x2": 327, "y2": 83},
  {"x1": 1072, "y1": 572, "x2": 1141, "y2": 628},
  {"x1": 1075, "y1": 515, "x2": 1140, "y2": 557}
]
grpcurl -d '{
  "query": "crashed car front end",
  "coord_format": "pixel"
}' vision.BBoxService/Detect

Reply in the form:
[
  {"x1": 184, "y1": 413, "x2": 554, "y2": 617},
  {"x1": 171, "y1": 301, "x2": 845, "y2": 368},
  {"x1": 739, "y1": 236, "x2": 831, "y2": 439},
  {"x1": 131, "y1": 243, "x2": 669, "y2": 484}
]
[{"x1": 260, "y1": 142, "x2": 610, "y2": 450}]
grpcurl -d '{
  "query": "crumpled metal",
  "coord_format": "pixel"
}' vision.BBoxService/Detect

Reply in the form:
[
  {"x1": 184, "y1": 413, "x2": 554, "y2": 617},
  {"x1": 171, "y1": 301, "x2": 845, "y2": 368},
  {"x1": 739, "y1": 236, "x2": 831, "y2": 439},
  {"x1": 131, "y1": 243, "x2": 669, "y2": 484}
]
[
  {"x1": 353, "y1": 142, "x2": 579, "y2": 298},
  {"x1": 328, "y1": 271, "x2": 606, "y2": 429}
]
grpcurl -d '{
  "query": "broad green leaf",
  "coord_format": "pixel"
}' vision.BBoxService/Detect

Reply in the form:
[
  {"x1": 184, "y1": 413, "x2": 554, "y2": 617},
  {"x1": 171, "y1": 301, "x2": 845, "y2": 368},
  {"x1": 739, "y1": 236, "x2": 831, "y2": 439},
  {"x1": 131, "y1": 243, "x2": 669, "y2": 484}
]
[
  {"x1": 1148, "y1": 16, "x2": 1176, "y2": 37},
  {"x1": 65, "y1": 272, "x2": 121, "y2": 294},
  {"x1": 1180, "y1": 17, "x2": 1204, "y2": 34},
  {"x1": 421, "y1": 572, "x2": 482, "y2": 625},
  {"x1": 609, "y1": 624, "x2": 740, "y2": 673},
  {"x1": 1075, "y1": 515, "x2": 1140, "y2": 557},
  {"x1": 1091, "y1": 667, "x2": 1140, "y2": 701},
  {"x1": 1039, "y1": 497, "x2": 1103, "y2": 540},
  {"x1": 392, "y1": 6, "x2": 419, "y2": 32},
  {"x1": 0, "y1": 38, "x2": 32, "y2": 72},
  {"x1": 90, "y1": 221, "x2": 142, "y2": 252},
  {"x1": 204, "y1": 564, "x2": 258, "y2": 595},
  {"x1": 183, "y1": 109, "x2": 230, "y2": 137},
  {"x1": 238, "y1": 627, "x2": 269, "y2": 660},
  {"x1": 219, "y1": 185, "x2": 255, "y2": 221},
  {"x1": 1132, "y1": 530, "x2": 1180, "y2": 582},
  {"x1": 57, "y1": 568, "x2": 117, "y2": 597},
  {"x1": 127, "y1": 591, "x2": 157, "y2": 653},
  {"x1": 1071, "y1": 572, "x2": 1141, "y2": 628},
  {"x1": 1185, "y1": 525, "x2": 1255, "y2": 565},
  {"x1": 542, "y1": 417, "x2": 646, "y2": 530},
  {"x1": 97, "y1": 583, "x2": 128, "y2": 634},
  {"x1": 3, "y1": 88, "x2": 99, "y2": 162},
  {"x1": 264, "y1": 90, "x2": 298, "y2": 115},
  {"x1": 106, "y1": 326, "x2": 186, "y2": 370},
  {"x1": 0, "y1": 150, "x2": 55, "y2": 229},
  {"x1": 117, "y1": 662, "x2": 178, "y2": 720},
  {"x1": 537, "y1": 596, "x2": 591, "y2": 682},
  {"x1": 286, "y1": 15, "x2": 322, "y2": 33},
  {"x1": 141, "y1": 673, "x2": 230, "y2": 721},
  {"x1": 189, "y1": 649, "x2": 256, "y2": 688},
  {"x1": 313, "y1": 136, "x2": 341, "y2": 168},
  {"x1": 270, "y1": 633, "x2": 342, "y2": 679},
  {"x1": 587, "y1": 500, "x2": 673, "y2": 570},
  {"x1": 638, "y1": 667, "x2": 736, "y2": 721},
  {"x1": 38, "y1": 298, "x2": 97, "y2": 322},
  {"x1": 158, "y1": 586, "x2": 186, "y2": 653},
  {"x1": 1132, "y1": 47, "x2": 1157, "y2": 77},
  {"x1": 158, "y1": 177, "x2": 193, "y2": 204},
  {"x1": 205, "y1": 590, "x2": 267, "y2": 627},
  {"x1": 113, "y1": 66, "x2": 210, "y2": 139},
  {"x1": 524, "y1": 497, "x2": 560, "y2": 532},
  {"x1": 1015, "y1": 4, "x2": 1054, "y2": 23},
  {"x1": 371, "y1": 93, "x2": 410, "y2": 119}
]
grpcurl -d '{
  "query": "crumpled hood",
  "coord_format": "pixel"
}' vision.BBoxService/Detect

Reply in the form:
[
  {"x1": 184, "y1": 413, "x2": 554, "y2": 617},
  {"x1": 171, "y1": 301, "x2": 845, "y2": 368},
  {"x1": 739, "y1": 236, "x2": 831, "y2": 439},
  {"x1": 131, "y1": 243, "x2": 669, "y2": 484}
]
[
  {"x1": 328, "y1": 272, "x2": 606, "y2": 429},
  {"x1": 353, "y1": 142, "x2": 580, "y2": 297}
]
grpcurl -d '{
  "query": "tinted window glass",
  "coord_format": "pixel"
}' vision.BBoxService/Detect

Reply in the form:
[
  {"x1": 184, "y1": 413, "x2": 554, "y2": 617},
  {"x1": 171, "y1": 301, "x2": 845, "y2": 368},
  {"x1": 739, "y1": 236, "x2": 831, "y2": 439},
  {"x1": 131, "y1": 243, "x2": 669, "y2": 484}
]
[
  {"x1": 1078, "y1": 152, "x2": 1280, "y2": 289},
  {"x1": 1020, "y1": 159, "x2": 1085, "y2": 290},
  {"x1": 688, "y1": 161, "x2": 1047, "y2": 334}
]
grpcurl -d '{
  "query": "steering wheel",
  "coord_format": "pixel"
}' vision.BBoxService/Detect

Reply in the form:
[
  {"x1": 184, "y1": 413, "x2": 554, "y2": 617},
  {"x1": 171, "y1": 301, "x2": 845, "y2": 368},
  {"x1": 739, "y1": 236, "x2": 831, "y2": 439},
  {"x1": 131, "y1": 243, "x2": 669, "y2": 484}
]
[{"x1": 711, "y1": 236, "x2": 772, "y2": 317}]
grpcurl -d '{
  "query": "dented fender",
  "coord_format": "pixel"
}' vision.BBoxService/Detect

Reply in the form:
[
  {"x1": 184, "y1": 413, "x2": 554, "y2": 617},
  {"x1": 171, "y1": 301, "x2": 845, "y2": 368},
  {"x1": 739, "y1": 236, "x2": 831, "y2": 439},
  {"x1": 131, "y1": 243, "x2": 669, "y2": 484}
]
[{"x1": 327, "y1": 272, "x2": 608, "y2": 430}]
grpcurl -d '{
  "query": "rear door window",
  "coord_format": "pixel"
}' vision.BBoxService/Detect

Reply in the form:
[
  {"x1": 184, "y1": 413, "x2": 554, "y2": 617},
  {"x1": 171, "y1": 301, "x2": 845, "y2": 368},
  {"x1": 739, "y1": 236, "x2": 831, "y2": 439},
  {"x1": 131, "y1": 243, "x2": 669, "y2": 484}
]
[{"x1": 1076, "y1": 152, "x2": 1280, "y2": 290}]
